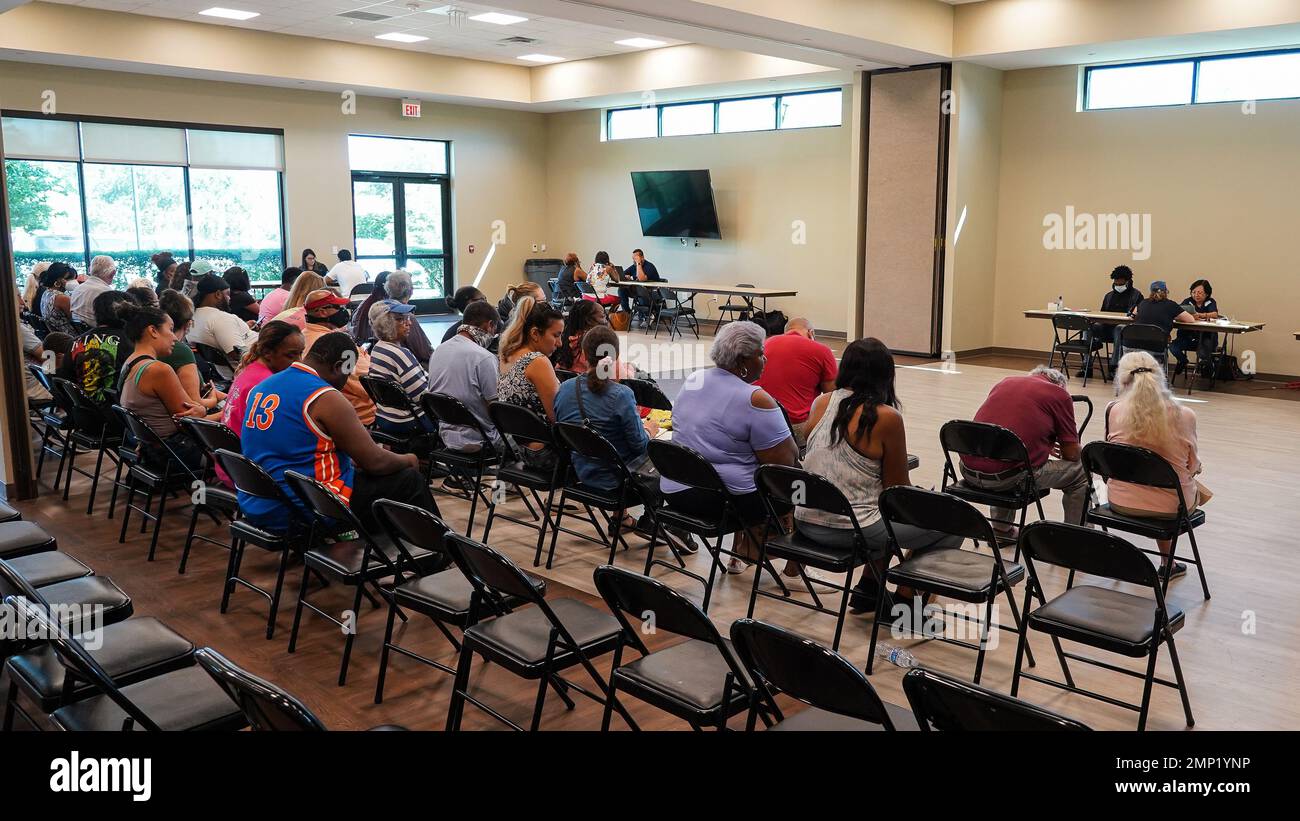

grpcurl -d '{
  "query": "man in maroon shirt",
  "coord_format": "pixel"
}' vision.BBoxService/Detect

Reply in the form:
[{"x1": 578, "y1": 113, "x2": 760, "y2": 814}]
[
  {"x1": 754, "y1": 317, "x2": 837, "y2": 446},
  {"x1": 959, "y1": 366, "x2": 1087, "y2": 531}
]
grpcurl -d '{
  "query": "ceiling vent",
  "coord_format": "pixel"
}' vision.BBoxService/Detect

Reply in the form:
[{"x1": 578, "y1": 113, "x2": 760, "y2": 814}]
[
  {"x1": 338, "y1": 11, "x2": 391, "y2": 21},
  {"x1": 498, "y1": 36, "x2": 538, "y2": 45}
]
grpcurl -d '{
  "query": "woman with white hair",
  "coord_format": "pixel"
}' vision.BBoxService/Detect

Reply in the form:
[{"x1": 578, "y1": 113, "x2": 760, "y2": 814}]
[
  {"x1": 662, "y1": 321, "x2": 800, "y2": 574},
  {"x1": 1105, "y1": 351, "x2": 1210, "y2": 580},
  {"x1": 368, "y1": 298, "x2": 433, "y2": 436}
]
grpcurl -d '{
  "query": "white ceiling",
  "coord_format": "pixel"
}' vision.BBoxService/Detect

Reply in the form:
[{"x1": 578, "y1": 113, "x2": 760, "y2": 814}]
[{"x1": 42, "y1": 0, "x2": 687, "y2": 64}]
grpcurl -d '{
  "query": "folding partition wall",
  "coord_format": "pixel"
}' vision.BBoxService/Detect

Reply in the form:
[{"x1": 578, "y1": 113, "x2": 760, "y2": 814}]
[{"x1": 862, "y1": 65, "x2": 951, "y2": 357}]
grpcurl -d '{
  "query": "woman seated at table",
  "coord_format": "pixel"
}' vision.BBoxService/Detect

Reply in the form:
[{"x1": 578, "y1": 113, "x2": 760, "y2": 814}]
[
  {"x1": 662, "y1": 321, "x2": 802, "y2": 576},
  {"x1": 1105, "y1": 351, "x2": 1211, "y2": 580},
  {"x1": 586, "y1": 251, "x2": 622, "y2": 309},
  {"x1": 1170, "y1": 278, "x2": 1219, "y2": 378},
  {"x1": 795, "y1": 338, "x2": 962, "y2": 612}
]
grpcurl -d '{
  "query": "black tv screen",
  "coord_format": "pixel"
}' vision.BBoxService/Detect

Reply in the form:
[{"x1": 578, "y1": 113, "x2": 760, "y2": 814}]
[{"x1": 630, "y1": 170, "x2": 721, "y2": 239}]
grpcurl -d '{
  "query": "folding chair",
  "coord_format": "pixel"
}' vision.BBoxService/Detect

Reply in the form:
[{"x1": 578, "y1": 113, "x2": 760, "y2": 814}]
[
  {"x1": 195, "y1": 647, "x2": 406, "y2": 731},
  {"x1": 175, "y1": 417, "x2": 242, "y2": 575},
  {"x1": 939, "y1": 419, "x2": 1048, "y2": 553},
  {"x1": 483, "y1": 402, "x2": 562, "y2": 559},
  {"x1": 1049, "y1": 313, "x2": 1105, "y2": 385},
  {"x1": 715, "y1": 283, "x2": 756, "y2": 328},
  {"x1": 3, "y1": 596, "x2": 245, "y2": 732},
  {"x1": 1080, "y1": 440, "x2": 1211, "y2": 600},
  {"x1": 731, "y1": 618, "x2": 917, "y2": 731},
  {"x1": 443, "y1": 533, "x2": 633, "y2": 731},
  {"x1": 359, "y1": 374, "x2": 437, "y2": 458},
  {"x1": 192, "y1": 341, "x2": 235, "y2": 385},
  {"x1": 650, "y1": 288, "x2": 699, "y2": 341},
  {"x1": 112, "y1": 405, "x2": 202, "y2": 562},
  {"x1": 903, "y1": 666, "x2": 1090, "y2": 731},
  {"x1": 749, "y1": 464, "x2": 874, "y2": 651},
  {"x1": 1120, "y1": 323, "x2": 1174, "y2": 384},
  {"x1": 594, "y1": 565, "x2": 762, "y2": 730},
  {"x1": 644, "y1": 439, "x2": 788, "y2": 612},
  {"x1": 50, "y1": 377, "x2": 123, "y2": 513},
  {"x1": 865, "y1": 486, "x2": 1061, "y2": 685},
  {"x1": 621, "y1": 377, "x2": 672, "y2": 411},
  {"x1": 421, "y1": 392, "x2": 500, "y2": 536},
  {"x1": 283, "y1": 470, "x2": 440, "y2": 686},
  {"x1": 1011, "y1": 521, "x2": 1194, "y2": 730},
  {"x1": 31, "y1": 367, "x2": 72, "y2": 484}
]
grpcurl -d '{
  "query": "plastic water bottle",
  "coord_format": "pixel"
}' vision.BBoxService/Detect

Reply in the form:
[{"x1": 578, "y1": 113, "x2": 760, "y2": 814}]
[{"x1": 874, "y1": 644, "x2": 917, "y2": 669}]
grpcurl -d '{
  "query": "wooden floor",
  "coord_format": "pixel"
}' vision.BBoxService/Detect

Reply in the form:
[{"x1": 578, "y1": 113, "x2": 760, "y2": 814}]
[{"x1": 8, "y1": 326, "x2": 1300, "y2": 731}]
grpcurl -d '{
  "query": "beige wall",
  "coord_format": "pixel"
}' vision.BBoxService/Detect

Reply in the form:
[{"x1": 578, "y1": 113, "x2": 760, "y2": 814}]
[
  {"x1": 992, "y1": 64, "x2": 1300, "y2": 377},
  {"x1": 0, "y1": 60, "x2": 550, "y2": 304},
  {"x1": 543, "y1": 100, "x2": 854, "y2": 332},
  {"x1": 943, "y1": 62, "x2": 1004, "y2": 354}
]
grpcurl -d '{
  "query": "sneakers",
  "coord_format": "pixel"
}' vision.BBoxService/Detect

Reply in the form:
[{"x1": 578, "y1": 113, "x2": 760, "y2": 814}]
[{"x1": 1162, "y1": 561, "x2": 1188, "y2": 580}]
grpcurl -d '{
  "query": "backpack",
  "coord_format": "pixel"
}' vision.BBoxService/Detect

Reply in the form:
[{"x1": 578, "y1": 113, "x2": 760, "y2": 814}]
[{"x1": 749, "y1": 308, "x2": 788, "y2": 337}]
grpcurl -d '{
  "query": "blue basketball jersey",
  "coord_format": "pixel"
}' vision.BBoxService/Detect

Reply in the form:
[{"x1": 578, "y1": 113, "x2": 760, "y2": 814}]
[{"x1": 238, "y1": 362, "x2": 354, "y2": 531}]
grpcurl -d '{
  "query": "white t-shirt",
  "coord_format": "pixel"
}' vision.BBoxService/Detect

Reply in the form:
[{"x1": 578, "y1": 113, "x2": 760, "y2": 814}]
[
  {"x1": 328, "y1": 261, "x2": 369, "y2": 298},
  {"x1": 69, "y1": 277, "x2": 111, "y2": 326},
  {"x1": 190, "y1": 305, "x2": 257, "y2": 358}
]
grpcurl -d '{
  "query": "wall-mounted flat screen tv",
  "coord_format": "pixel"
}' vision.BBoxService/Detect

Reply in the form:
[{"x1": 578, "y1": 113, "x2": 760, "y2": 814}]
[{"x1": 630, "y1": 170, "x2": 722, "y2": 239}]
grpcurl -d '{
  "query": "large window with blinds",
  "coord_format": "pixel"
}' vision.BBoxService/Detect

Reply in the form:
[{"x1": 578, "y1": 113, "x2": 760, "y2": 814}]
[{"x1": 1, "y1": 113, "x2": 286, "y2": 287}]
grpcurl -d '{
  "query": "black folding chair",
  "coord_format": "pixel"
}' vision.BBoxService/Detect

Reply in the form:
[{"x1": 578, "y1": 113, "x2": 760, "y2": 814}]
[
  {"x1": 112, "y1": 405, "x2": 203, "y2": 562},
  {"x1": 32, "y1": 367, "x2": 72, "y2": 484},
  {"x1": 3, "y1": 596, "x2": 245, "y2": 732},
  {"x1": 865, "y1": 486, "x2": 1059, "y2": 685},
  {"x1": 483, "y1": 402, "x2": 562, "y2": 559},
  {"x1": 193, "y1": 341, "x2": 235, "y2": 384},
  {"x1": 903, "y1": 666, "x2": 1090, "y2": 731},
  {"x1": 358, "y1": 374, "x2": 437, "y2": 456},
  {"x1": 547, "y1": 421, "x2": 652, "y2": 569},
  {"x1": 940, "y1": 419, "x2": 1049, "y2": 552},
  {"x1": 750, "y1": 464, "x2": 874, "y2": 651},
  {"x1": 195, "y1": 647, "x2": 406, "y2": 731},
  {"x1": 443, "y1": 533, "x2": 633, "y2": 731},
  {"x1": 715, "y1": 283, "x2": 756, "y2": 328},
  {"x1": 283, "y1": 470, "x2": 439, "y2": 686},
  {"x1": 1072, "y1": 394, "x2": 1094, "y2": 438},
  {"x1": 731, "y1": 618, "x2": 916, "y2": 731},
  {"x1": 621, "y1": 377, "x2": 672, "y2": 411},
  {"x1": 554, "y1": 368, "x2": 579, "y2": 383},
  {"x1": 650, "y1": 288, "x2": 699, "y2": 341},
  {"x1": 175, "y1": 417, "x2": 242, "y2": 575},
  {"x1": 348, "y1": 282, "x2": 375, "y2": 304},
  {"x1": 1049, "y1": 313, "x2": 1105, "y2": 385},
  {"x1": 644, "y1": 439, "x2": 787, "y2": 612},
  {"x1": 212, "y1": 449, "x2": 310, "y2": 640},
  {"x1": 593, "y1": 565, "x2": 763, "y2": 731},
  {"x1": 1011, "y1": 521, "x2": 1194, "y2": 731},
  {"x1": 421, "y1": 392, "x2": 500, "y2": 535},
  {"x1": 1080, "y1": 441, "x2": 1211, "y2": 600},
  {"x1": 50, "y1": 377, "x2": 123, "y2": 513},
  {"x1": 1120, "y1": 323, "x2": 1173, "y2": 382},
  {"x1": 0, "y1": 554, "x2": 134, "y2": 662}
]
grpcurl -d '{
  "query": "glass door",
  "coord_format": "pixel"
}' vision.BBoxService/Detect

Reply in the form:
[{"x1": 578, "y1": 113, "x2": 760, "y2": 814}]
[{"x1": 350, "y1": 173, "x2": 452, "y2": 312}]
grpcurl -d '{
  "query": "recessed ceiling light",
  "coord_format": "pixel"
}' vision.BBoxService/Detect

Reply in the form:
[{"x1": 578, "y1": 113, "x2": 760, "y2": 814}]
[
  {"x1": 199, "y1": 7, "x2": 260, "y2": 20},
  {"x1": 471, "y1": 12, "x2": 528, "y2": 25},
  {"x1": 376, "y1": 32, "x2": 429, "y2": 43},
  {"x1": 518, "y1": 53, "x2": 563, "y2": 63},
  {"x1": 615, "y1": 37, "x2": 665, "y2": 48}
]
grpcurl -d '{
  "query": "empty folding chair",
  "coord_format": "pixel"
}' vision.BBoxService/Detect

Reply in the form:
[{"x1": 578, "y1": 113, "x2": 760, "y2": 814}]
[
  {"x1": 372, "y1": 499, "x2": 543, "y2": 704},
  {"x1": 212, "y1": 449, "x2": 310, "y2": 640},
  {"x1": 3, "y1": 596, "x2": 245, "y2": 732},
  {"x1": 714, "y1": 283, "x2": 756, "y2": 329},
  {"x1": 195, "y1": 647, "x2": 406, "y2": 731},
  {"x1": 649, "y1": 288, "x2": 699, "y2": 341},
  {"x1": 421, "y1": 392, "x2": 500, "y2": 536},
  {"x1": 0, "y1": 557, "x2": 135, "y2": 664},
  {"x1": 903, "y1": 666, "x2": 1090, "y2": 731},
  {"x1": 593, "y1": 565, "x2": 762, "y2": 731},
  {"x1": 1011, "y1": 521, "x2": 1194, "y2": 731},
  {"x1": 749, "y1": 464, "x2": 875, "y2": 651},
  {"x1": 1080, "y1": 440, "x2": 1211, "y2": 600},
  {"x1": 175, "y1": 417, "x2": 242, "y2": 575},
  {"x1": 29, "y1": 365, "x2": 71, "y2": 483},
  {"x1": 0, "y1": 520, "x2": 58, "y2": 562},
  {"x1": 0, "y1": 500, "x2": 18, "y2": 524},
  {"x1": 483, "y1": 402, "x2": 564, "y2": 561},
  {"x1": 865, "y1": 486, "x2": 1057, "y2": 685},
  {"x1": 283, "y1": 470, "x2": 440, "y2": 686},
  {"x1": 939, "y1": 419, "x2": 1049, "y2": 549},
  {"x1": 113, "y1": 405, "x2": 203, "y2": 562},
  {"x1": 443, "y1": 533, "x2": 633, "y2": 731},
  {"x1": 1049, "y1": 313, "x2": 1105, "y2": 385},
  {"x1": 730, "y1": 618, "x2": 917, "y2": 731}
]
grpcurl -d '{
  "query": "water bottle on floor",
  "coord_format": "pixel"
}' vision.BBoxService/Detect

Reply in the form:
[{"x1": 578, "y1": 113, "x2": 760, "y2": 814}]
[{"x1": 874, "y1": 644, "x2": 917, "y2": 669}]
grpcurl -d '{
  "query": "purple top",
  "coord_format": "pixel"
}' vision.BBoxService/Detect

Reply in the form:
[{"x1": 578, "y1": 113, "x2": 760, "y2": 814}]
[{"x1": 661, "y1": 367, "x2": 792, "y2": 495}]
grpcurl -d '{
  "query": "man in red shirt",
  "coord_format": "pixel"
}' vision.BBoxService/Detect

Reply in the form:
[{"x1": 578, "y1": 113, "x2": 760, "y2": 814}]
[
  {"x1": 754, "y1": 317, "x2": 838, "y2": 446},
  {"x1": 959, "y1": 366, "x2": 1087, "y2": 532}
]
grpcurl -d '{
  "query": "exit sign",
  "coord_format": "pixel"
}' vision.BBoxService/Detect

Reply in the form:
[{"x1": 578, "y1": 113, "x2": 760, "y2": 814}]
[{"x1": 401, "y1": 99, "x2": 421, "y2": 118}]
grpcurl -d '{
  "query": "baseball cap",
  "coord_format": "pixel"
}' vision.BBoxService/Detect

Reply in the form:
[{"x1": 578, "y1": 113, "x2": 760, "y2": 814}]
[
  {"x1": 190, "y1": 260, "x2": 214, "y2": 277},
  {"x1": 380, "y1": 298, "x2": 416, "y2": 315},
  {"x1": 1149, "y1": 280, "x2": 1167, "y2": 292},
  {"x1": 305, "y1": 290, "x2": 349, "y2": 311},
  {"x1": 195, "y1": 273, "x2": 231, "y2": 296}
]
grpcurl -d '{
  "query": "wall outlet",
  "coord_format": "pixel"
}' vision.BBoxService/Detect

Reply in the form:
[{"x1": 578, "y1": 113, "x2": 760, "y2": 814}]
[
  {"x1": 540, "y1": 244, "x2": 547, "y2": 252},
  {"x1": 531, "y1": 243, "x2": 539, "y2": 253}
]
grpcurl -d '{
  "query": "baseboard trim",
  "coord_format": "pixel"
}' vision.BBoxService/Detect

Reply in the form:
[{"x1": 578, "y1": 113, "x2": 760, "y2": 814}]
[{"x1": 954, "y1": 347, "x2": 1300, "y2": 383}]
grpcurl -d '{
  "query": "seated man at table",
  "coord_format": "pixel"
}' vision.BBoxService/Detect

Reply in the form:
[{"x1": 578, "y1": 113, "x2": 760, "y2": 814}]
[
  {"x1": 1171, "y1": 278, "x2": 1219, "y2": 378},
  {"x1": 1129, "y1": 280, "x2": 1195, "y2": 359},
  {"x1": 1087, "y1": 265, "x2": 1144, "y2": 375},
  {"x1": 237, "y1": 332, "x2": 435, "y2": 533},
  {"x1": 754, "y1": 317, "x2": 837, "y2": 446},
  {"x1": 619, "y1": 248, "x2": 662, "y2": 314},
  {"x1": 960, "y1": 366, "x2": 1087, "y2": 533}
]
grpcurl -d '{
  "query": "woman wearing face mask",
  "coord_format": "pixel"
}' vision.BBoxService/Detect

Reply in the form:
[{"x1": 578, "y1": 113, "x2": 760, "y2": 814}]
[
  {"x1": 1088, "y1": 265, "x2": 1145, "y2": 375},
  {"x1": 1171, "y1": 279, "x2": 1220, "y2": 379}
]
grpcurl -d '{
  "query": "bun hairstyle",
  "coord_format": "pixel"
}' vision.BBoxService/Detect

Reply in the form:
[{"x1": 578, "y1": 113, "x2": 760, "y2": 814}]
[
  {"x1": 581, "y1": 325, "x2": 620, "y2": 395},
  {"x1": 117, "y1": 300, "x2": 170, "y2": 343},
  {"x1": 240, "y1": 320, "x2": 302, "y2": 371},
  {"x1": 507, "y1": 282, "x2": 544, "y2": 305},
  {"x1": 498, "y1": 295, "x2": 562, "y2": 362}
]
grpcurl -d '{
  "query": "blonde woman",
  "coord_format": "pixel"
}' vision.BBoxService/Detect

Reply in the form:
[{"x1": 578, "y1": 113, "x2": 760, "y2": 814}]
[
  {"x1": 1105, "y1": 350, "x2": 1210, "y2": 580},
  {"x1": 496, "y1": 281, "x2": 545, "y2": 325},
  {"x1": 271, "y1": 271, "x2": 327, "y2": 329},
  {"x1": 22, "y1": 261, "x2": 51, "y2": 310}
]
